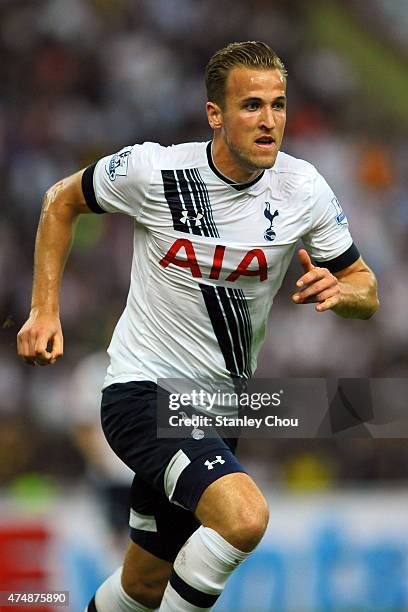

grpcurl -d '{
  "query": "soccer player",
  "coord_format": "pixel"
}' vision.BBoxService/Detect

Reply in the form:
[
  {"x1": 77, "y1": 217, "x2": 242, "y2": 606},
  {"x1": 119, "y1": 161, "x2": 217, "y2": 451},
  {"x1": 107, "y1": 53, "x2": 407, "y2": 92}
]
[{"x1": 17, "y1": 42, "x2": 379, "y2": 611}]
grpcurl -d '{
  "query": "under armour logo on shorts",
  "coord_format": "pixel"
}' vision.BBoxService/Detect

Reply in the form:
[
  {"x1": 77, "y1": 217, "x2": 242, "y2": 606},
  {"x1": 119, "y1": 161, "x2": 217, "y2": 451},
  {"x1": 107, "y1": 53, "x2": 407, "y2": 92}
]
[{"x1": 204, "y1": 456, "x2": 225, "y2": 470}]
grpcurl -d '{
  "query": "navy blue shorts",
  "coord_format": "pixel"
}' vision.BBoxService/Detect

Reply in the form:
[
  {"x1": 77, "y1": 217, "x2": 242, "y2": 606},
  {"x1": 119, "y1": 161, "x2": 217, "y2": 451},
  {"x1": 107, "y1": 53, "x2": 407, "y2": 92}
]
[{"x1": 101, "y1": 381, "x2": 246, "y2": 562}]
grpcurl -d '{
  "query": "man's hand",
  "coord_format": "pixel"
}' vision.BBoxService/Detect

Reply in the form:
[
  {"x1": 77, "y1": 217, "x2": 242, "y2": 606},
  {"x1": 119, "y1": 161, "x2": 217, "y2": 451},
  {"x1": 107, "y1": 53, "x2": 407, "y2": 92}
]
[
  {"x1": 292, "y1": 249, "x2": 341, "y2": 312},
  {"x1": 17, "y1": 309, "x2": 63, "y2": 366}
]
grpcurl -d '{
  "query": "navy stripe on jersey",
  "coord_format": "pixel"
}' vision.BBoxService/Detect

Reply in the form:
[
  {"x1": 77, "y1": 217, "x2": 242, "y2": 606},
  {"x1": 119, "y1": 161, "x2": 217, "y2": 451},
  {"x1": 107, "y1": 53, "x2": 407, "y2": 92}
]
[
  {"x1": 170, "y1": 570, "x2": 219, "y2": 608},
  {"x1": 161, "y1": 169, "x2": 218, "y2": 238},
  {"x1": 200, "y1": 284, "x2": 252, "y2": 378},
  {"x1": 162, "y1": 170, "x2": 186, "y2": 232},
  {"x1": 228, "y1": 287, "x2": 253, "y2": 377},
  {"x1": 188, "y1": 168, "x2": 219, "y2": 238},
  {"x1": 175, "y1": 169, "x2": 203, "y2": 236},
  {"x1": 182, "y1": 168, "x2": 211, "y2": 237}
]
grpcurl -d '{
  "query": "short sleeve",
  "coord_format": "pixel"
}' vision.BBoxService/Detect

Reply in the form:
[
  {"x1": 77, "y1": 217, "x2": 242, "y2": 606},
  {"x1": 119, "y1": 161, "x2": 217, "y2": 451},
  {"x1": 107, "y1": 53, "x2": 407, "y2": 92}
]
[
  {"x1": 302, "y1": 170, "x2": 359, "y2": 272},
  {"x1": 81, "y1": 143, "x2": 156, "y2": 219}
]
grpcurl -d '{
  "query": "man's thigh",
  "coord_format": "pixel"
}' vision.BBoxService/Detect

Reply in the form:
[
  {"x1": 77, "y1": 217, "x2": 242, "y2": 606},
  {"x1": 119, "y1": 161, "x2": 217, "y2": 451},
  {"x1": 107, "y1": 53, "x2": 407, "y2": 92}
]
[{"x1": 101, "y1": 381, "x2": 247, "y2": 514}]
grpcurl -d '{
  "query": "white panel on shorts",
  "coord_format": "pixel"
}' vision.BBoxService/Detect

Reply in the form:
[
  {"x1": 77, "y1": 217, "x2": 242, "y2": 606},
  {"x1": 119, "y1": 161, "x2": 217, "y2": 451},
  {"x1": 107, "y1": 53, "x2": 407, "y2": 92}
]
[
  {"x1": 164, "y1": 449, "x2": 191, "y2": 502},
  {"x1": 129, "y1": 509, "x2": 158, "y2": 532}
]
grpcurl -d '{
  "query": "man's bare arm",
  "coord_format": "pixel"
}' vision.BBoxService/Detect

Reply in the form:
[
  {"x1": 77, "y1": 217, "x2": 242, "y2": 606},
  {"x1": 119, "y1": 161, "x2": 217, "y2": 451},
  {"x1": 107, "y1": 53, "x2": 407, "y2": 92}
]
[
  {"x1": 17, "y1": 169, "x2": 93, "y2": 365},
  {"x1": 292, "y1": 249, "x2": 379, "y2": 319},
  {"x1": 331, "y1": 257, "x2": 379, "y2": 319}
]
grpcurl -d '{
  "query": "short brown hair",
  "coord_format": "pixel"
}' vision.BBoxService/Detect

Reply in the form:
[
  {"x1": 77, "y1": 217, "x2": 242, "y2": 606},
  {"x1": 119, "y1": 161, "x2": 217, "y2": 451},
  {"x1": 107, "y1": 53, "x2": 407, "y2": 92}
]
[{"x1": 205, "y1": 41, "x2": 287, "y2": 108}]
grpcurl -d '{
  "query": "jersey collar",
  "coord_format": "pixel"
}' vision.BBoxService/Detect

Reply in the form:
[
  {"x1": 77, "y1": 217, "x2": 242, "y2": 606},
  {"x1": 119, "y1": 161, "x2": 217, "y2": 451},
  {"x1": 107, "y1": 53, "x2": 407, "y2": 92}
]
[{"x1": 206, "y1": 142, "x2": 266, "y2": 193}]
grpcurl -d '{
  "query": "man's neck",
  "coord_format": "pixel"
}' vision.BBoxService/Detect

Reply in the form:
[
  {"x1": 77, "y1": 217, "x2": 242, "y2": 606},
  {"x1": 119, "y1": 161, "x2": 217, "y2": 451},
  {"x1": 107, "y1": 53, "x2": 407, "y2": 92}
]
[{"x1": 211, "y1": 137, "x2": 262, "y2": 184}]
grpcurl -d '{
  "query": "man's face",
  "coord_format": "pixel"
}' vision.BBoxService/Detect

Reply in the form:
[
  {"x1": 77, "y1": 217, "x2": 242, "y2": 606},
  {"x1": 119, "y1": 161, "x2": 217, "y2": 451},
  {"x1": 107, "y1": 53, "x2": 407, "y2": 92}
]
[{"x1": 208, "y1": 67, "x2": 287, "y2": 179}]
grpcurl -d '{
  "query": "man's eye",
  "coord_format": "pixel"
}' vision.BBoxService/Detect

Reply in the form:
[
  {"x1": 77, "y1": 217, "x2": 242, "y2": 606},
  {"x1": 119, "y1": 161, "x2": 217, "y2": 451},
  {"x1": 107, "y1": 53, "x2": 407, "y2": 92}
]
[
  {"x1": 273, "y1": 102, "x2": 286, "y2": 110},
  {"x1": 245, "y1": 102, "x2": 260, "y2": 110}
]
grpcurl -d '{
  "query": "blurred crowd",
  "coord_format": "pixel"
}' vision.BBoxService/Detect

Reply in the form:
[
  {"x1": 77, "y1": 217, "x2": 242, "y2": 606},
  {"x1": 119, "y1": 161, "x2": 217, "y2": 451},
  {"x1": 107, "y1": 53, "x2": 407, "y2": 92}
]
[
  {"x1": 350, "y1": 0, "x2": 408, "y2": 52},
  {"x1": 1, "y1": 0, "x2": 408, "y2": 501}
]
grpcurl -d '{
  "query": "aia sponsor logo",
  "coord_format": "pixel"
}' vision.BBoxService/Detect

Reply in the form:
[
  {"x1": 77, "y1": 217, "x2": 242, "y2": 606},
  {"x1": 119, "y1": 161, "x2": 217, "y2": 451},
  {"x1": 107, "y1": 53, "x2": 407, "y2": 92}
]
[{"x1": 159, "y1": 239, "x2": 268, "y2": 282}]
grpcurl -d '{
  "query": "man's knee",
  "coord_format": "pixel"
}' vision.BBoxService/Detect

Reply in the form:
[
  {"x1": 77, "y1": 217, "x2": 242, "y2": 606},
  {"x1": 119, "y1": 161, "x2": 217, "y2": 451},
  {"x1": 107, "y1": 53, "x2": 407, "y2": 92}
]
[
  {"x1": 223, "y1": 497, "x2": 269, "y2": 551},
  {"x1": 196, "y1": 473, "x2": 269, "y2": 552}
]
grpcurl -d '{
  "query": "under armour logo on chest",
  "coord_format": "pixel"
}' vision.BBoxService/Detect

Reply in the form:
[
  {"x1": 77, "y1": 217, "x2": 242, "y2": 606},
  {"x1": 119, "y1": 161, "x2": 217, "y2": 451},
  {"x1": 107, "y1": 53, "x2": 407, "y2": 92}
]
[
  {"x1": 180, "y1": 211, "x2": 203, "y2": 227},
  {"x1": 204, "y1": 455, "x2": 225, "y2": 470}
]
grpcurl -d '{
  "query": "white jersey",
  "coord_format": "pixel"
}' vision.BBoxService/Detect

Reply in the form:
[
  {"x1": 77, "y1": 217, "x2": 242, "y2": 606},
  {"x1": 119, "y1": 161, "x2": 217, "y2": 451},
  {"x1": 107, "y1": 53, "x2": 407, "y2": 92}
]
[{"x1": 82, "y1": 141, "x2": 358, "y2": 388}]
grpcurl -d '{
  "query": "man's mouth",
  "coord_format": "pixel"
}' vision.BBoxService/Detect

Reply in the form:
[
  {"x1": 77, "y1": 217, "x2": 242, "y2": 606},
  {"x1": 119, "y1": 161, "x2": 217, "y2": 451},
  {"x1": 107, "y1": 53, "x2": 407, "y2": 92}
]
[{"x1": 255, "y1": 136, "x2": 275, "y2": 147}]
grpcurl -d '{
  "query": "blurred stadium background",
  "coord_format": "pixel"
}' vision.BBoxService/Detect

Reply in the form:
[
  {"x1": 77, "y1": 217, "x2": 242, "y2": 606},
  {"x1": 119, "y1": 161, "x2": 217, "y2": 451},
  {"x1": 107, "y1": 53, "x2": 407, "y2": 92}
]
[{"x1": 1, "y1": 0, "x2": 408, "y2": 610}]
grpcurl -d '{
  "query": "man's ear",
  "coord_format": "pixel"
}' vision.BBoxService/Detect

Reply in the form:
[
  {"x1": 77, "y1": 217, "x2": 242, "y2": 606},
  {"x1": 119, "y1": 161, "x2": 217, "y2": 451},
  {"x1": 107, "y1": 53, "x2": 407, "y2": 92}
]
[{"x1": 206, "y1": 101, "x2": 223, "y2": 130}]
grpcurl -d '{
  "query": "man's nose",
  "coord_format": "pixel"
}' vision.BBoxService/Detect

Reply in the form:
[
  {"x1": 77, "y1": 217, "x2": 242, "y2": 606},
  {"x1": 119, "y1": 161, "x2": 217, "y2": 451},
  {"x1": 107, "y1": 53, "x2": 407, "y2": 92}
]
[{"x1": 259, "y1": 107, "x2": 275, "y2": 129}]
